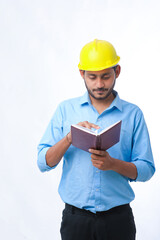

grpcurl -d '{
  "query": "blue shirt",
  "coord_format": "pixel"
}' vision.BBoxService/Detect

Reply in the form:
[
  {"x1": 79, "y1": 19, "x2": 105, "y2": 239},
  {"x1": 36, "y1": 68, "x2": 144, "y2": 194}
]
[{"x1": 37, "y1": 91, "x2": 155, "y2": 213}]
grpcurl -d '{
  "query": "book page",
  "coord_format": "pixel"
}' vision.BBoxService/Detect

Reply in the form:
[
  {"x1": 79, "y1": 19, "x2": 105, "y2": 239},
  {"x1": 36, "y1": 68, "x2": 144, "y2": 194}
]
[{"x1": 99, "y1": 120, "x2": 121, "y2": 135}]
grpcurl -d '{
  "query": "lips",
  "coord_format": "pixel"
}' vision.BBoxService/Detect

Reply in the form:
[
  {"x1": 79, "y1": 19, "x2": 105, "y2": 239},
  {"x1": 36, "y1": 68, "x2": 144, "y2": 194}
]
[
  {"x1": 93, "y1": 89, "x2": 108, "y2": 94},
  {"x1": 96, "y1": 91, "x2": 105, "y2": 94}
]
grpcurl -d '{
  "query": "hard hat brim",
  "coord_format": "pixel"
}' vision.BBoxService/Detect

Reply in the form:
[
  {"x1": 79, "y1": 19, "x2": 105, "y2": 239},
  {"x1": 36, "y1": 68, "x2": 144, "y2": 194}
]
[{"x1": 78, "y1": 56, "x2": 120, "y2": 71}]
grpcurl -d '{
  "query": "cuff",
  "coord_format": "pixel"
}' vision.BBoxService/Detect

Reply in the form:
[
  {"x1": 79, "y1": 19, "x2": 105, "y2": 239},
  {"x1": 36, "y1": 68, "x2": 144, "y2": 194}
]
[
  {"x1": 131, "y1": 160, "x2": 155, "y2": 182},
  {"x1": 37, "y1": 147, "x2": 58, "y2": 172}
]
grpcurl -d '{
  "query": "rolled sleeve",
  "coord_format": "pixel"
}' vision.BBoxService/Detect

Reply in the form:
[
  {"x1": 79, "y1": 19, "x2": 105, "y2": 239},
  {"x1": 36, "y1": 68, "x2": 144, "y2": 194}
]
[
  {"x1": 131, "y1": 160, "x2": 155, "y2": 182},
  {"x1": 130, "y1": 109, "x2": 155, "y2": 182},
  {"x1": 37, "y1": 104, "x2": 63, "y2": 172},
  {"x1": 37, "y1": 147, "x2": 57, "y2": 172}
]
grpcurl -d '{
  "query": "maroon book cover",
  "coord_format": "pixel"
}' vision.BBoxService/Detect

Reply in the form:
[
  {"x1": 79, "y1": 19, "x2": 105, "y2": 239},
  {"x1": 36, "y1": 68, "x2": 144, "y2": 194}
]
[{"x1": 71, "y1": 120, "x2": 122, "y2": 152}]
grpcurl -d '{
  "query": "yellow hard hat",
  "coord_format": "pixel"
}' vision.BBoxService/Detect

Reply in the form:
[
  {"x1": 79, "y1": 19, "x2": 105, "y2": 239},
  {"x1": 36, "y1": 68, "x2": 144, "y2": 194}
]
[{"x1": 78, "y1": 39, "x2": 120, "y2": 71}]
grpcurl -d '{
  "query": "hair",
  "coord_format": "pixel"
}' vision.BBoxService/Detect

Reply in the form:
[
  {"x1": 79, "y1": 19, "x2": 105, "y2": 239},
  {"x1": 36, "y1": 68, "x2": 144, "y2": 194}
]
[
  {"x1": 113, "y1": 65, "x2": 118, "y2": 72},
  {"x1": 81, "y1": 65, "x2": 118, "y2": 73}
]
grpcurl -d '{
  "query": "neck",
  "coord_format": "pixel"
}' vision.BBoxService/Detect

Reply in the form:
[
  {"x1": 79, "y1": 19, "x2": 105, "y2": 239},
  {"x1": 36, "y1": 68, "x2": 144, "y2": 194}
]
[{"x1": 89, "y1": 92, "x2": 115, "y2": 114}]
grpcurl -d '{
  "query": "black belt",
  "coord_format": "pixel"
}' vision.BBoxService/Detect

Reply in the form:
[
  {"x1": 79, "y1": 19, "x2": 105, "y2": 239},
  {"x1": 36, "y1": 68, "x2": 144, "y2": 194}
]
[{"x1": 65, "y1": 203, "x2": 130, "y2": 217}]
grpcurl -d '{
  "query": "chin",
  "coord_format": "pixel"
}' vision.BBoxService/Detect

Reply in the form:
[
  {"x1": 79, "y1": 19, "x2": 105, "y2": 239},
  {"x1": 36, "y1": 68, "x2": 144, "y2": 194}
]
[{"x1": 92, "y1": 94, "x2": 109, "y2": 100}]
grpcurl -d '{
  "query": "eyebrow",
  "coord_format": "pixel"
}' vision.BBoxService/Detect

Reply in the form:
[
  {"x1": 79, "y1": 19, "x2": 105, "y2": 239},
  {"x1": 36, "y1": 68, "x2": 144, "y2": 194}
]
[{"x1": 87, "y1": 72, "x2": 112, "y2": 77}]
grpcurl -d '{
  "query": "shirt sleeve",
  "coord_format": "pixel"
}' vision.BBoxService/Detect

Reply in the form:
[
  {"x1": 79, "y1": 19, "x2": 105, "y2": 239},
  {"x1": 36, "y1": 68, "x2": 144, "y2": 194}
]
[
  {"x1": 37, "y1": 104, "x2": 63, "y2": 172},
  {"x1": 130, "y1": 109, "x2": 155, "y2": 182}
]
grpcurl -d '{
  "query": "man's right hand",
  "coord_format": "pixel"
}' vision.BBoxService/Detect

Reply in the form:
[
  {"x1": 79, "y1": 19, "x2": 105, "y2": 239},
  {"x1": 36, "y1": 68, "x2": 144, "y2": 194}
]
[{"x1": 67, "y1": 121, "x2": 100, "y2": 144}]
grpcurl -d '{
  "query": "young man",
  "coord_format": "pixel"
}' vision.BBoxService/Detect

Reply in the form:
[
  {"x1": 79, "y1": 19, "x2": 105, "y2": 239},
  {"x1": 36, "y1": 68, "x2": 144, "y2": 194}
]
[{"x1": 37, "y1": 39, "x2": 155, "y2": 240}]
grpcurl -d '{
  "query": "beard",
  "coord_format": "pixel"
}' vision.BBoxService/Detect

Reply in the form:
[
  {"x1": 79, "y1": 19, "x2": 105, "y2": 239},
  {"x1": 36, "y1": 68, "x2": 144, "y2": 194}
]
[{"x1": 84, "y1": 80, "x2": 116, "y2": 101}]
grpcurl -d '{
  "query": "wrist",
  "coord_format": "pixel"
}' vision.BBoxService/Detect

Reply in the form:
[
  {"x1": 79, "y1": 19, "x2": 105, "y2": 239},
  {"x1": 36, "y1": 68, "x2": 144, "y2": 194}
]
[
  {"x1": 66, "y1": 133, "x2": 72, "y2": 144},
  {"x1": 109, "y1": 157, "x2": 117, "y2": 171}
]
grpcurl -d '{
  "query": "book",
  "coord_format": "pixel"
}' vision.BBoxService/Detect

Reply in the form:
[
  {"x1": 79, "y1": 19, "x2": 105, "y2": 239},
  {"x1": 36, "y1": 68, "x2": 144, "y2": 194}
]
[{"x1": 71, "y1": 120, "x2": 122, "y2": 152}]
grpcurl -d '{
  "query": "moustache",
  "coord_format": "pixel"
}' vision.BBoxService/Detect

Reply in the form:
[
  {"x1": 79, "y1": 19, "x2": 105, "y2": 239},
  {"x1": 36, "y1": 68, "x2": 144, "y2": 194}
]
[{"x1": 93, "y1": 88, "x2": 108, "y2": 92}]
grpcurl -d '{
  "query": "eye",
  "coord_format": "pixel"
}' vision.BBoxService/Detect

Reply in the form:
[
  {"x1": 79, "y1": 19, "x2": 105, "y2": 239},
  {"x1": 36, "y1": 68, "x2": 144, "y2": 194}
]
[
  {"x1": 102, "y1": 74, "x2": 111, "y2": 80},
  {"x1": 88, "y1": 75, "x2": 96, "y2": 80}
]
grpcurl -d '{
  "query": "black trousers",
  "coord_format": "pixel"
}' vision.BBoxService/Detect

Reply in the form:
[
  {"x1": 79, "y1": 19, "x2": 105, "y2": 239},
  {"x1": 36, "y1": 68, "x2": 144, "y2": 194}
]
[{"x1": 60, "y1": 203, "x2": 136, "y2": 240}]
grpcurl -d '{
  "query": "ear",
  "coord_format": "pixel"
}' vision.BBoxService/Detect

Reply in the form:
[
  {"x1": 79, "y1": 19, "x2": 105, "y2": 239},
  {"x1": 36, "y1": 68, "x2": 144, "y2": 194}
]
[
  {"x1": 115, "y1": 65, "x2": 121, "y2": 78},
  {"x1": 79, "y1": 70, "x2": 85, "y2": 79}
]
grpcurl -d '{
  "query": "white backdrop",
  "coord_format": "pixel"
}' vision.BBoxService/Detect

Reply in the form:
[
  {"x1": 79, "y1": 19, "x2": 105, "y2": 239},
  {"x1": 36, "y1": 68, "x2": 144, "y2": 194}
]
[{"x1": 0, "y1": 0, "x2": 160, "y2": 239}]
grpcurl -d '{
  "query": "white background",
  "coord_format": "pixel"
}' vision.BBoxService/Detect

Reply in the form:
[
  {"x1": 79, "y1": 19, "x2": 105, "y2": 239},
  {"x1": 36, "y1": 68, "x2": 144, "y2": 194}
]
[{"x1": 0, "y1": 0, "x2": 160, "y2": 239}]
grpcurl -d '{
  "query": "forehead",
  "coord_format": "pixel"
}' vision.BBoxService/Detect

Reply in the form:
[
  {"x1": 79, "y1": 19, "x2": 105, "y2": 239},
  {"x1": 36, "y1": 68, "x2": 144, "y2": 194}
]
[{"x1": 85, "y1": 68, "x2": 113, "y2": 76}]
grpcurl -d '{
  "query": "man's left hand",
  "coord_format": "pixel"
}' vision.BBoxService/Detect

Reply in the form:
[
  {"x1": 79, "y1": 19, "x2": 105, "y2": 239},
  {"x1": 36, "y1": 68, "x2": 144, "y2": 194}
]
[{"x1": 89, "y1": 149, "x2": 114, "y2": 171}]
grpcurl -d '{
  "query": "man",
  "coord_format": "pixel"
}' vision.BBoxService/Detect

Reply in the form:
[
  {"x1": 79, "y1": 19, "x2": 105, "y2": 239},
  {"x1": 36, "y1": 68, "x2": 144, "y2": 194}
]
[{"x1": 37, "y1": 39, "x2": 155, "y2": 240}]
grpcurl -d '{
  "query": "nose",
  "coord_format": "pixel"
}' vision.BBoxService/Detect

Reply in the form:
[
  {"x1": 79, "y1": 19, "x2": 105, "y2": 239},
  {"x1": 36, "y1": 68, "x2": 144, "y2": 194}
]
[{"x1": 96, "y1": 77, "x2": 105, "y2": 88}]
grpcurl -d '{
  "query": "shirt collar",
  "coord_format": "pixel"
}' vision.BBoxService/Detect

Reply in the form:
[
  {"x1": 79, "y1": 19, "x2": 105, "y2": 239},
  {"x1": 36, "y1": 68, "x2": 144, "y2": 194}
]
[
  {"x1": 79, "y1": 90, "x2": 123, "y2": 112},
  {"x1": 79, "y1": 92, "x2": 91, "y2": 105},
  {"x1": 110, "y1": 90, "x2": 123, "y2": 112}
]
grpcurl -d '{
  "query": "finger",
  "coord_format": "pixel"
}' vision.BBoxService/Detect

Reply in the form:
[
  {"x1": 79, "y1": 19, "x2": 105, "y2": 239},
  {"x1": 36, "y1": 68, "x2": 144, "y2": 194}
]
[
  {"x1": 91, "y1": 159, "x2": 103, "y2": 165},
  {"x1": 78, "y1": 121, "x2": 100, "y2": 130},
  {"x1": 92, "y1": 162, "x2": 102, "y2": 170},
  {"x1": 78, "y1": 121, "x2": 92, "y2": 129},
  {"x1": 84, "y1": 122, "x2": 100, "y2": 129},
  {"x1": 85, "y1": 121, "x2": 94, "y2": 129},
  {"x1": 91, "y1": 154, "x2": 103, "y2": 161},
  {"x1": 89, "y1": 149, "x2": 105, "y2": 156},
  {"x1": 93, "y1": 164, "x2": 100, "y2": 169},
  {"x1": 89, "y1": 123, "x2": 100, "y2": 129},
  {"x1": 92, "y1": 160, "x2": 105, "y2": 170}
]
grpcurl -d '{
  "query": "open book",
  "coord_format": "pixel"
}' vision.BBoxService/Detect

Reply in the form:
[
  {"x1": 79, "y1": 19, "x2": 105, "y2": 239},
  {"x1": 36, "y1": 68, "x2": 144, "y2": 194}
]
[{"x1": 71, "y1": 120, "x2": 122, "y2": 152}]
